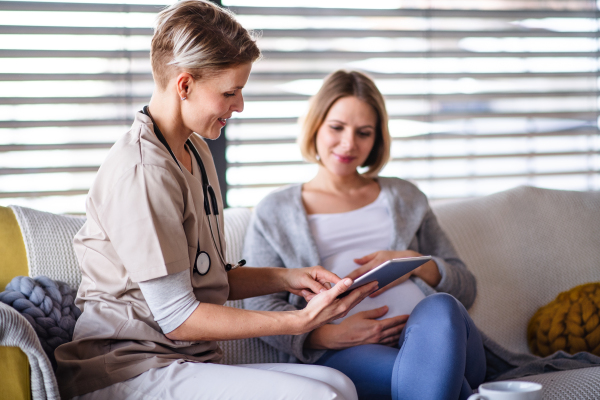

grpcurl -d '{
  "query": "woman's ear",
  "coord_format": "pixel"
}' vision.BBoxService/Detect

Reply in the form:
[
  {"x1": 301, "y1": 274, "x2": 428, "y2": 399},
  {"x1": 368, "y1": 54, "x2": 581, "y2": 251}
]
[{"x1": 176, "y1": 72, "x2": 194, "y2": 100}]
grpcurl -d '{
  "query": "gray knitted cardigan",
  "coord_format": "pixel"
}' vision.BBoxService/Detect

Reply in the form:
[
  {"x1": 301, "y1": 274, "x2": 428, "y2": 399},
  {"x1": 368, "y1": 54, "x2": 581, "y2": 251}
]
[
  {"x1": 243, "y1": 177, "x2": 600, "y2": 380},
  {"x1": 243, "y1": 177, "x2": 476, "y2": 364}
]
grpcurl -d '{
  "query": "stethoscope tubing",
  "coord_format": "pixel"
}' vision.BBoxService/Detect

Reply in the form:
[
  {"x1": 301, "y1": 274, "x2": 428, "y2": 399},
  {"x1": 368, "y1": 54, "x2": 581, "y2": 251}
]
[{"x1": 141, "y1": 106, "x2": 228, "y2": 271}]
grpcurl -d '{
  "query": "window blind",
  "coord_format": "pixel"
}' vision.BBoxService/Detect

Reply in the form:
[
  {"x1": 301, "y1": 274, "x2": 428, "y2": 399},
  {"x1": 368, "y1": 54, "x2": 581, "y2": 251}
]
[
  {"x1": 0, "y1": 0, "x2": 171, "y2": 213},
  {"x1": 1, "y1": 0, "x2": 598, "y2": 213},
  {"x1": 223, "y1": 1, "x2": 600, "y2": 206}
]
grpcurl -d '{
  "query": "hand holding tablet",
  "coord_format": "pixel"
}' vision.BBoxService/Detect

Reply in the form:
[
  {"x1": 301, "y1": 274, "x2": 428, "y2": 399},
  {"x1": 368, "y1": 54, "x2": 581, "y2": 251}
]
[{"x1": 338, "y1": 256, "x2": 432, "y2": 298}]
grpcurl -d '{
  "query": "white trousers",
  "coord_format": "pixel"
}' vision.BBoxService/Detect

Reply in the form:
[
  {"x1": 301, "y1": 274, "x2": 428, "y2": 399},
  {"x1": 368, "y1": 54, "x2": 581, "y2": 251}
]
[{"x1": 73, "y1": 361, "x2": 358, "y2": 400}]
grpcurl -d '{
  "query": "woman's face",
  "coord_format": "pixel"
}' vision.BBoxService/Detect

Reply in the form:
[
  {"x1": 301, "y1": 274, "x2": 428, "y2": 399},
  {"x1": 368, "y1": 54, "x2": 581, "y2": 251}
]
[
  {"x1": 181, "y1": 63, "x2": 252, "y2": 140},
  {"x1": 315, "y1": 96, "x2": 378, "y2": 177}
]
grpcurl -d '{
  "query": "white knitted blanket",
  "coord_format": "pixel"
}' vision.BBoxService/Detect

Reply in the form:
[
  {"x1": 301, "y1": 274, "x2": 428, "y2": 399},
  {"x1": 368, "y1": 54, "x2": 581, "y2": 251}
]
[
  {"x1": 9, "y1": 206, "x2": 85, "y2": 290},
  {"x1": 7, "y1": 205, "x2": 279, "y2": 365}
]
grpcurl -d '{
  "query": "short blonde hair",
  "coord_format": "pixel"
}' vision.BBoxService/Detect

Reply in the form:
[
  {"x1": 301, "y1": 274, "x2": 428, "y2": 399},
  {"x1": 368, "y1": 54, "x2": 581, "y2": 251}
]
[
  {"x1": 151, "y1": 0, "x2": 261, "y2": 89},
  {"x1": 298, "y1": 70, "x2": 391, "y2": 176}
]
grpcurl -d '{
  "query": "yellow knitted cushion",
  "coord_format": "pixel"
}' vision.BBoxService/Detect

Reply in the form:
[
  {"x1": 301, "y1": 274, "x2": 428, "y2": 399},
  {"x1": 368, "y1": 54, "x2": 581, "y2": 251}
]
[{"x1": 528, "y1": 282, "x2": 600, "y2": 357}]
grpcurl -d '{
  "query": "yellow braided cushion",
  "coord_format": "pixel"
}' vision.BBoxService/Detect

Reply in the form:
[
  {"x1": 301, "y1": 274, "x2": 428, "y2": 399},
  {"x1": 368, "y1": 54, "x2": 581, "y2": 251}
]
[{"x1": 528, "y1": 282, "x2": 600, "y2": 357}]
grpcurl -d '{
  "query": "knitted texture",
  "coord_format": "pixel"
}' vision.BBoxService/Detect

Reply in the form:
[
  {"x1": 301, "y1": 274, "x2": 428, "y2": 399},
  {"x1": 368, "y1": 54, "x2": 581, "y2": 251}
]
[
  {"x1": 218, "y1": 207, "x2": 280, "y2": 365},
  {"x1": 0, "y1": 276, "x2": 81, "y2": 369},
  {"x1": 514, "y1": 367, "x2": 600, "y2": 400},
  {"x1": 9, "y1": 205, "x2": 86, "y2": 289},
  {"x1": 528, "y1": 282, "x2": 600, "y2": 357},
  {"x1": 6, "y1": 204, "x2": 279, "y2": 366},
  {"x1": 0, "y1": 302, "x2": 60, "y2": 400}
]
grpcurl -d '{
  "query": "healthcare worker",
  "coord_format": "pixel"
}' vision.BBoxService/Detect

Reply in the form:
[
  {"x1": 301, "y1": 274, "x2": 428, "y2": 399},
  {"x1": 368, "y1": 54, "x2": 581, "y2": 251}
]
[{"x1": 54, "y1": 2, "x2": 375, "y2": 399}]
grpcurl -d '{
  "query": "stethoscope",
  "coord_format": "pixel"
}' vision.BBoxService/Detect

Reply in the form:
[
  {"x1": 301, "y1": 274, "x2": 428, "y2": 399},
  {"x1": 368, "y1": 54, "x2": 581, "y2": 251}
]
[{"x1": 142, "y1": 106, "x2": 245, "y2": 275}]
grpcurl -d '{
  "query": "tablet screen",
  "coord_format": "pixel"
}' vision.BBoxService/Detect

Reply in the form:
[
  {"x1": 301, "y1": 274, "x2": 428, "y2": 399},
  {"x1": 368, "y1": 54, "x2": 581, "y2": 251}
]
[{"x1": 338, "y1": 256, "x2": 432, "y2": 298}]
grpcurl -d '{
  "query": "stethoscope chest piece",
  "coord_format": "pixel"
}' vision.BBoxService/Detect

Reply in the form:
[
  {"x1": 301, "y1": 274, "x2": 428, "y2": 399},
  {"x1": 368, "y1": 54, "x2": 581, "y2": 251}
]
[{"x1": 194, "y1": 251, "x2": 211, "y2": 275}]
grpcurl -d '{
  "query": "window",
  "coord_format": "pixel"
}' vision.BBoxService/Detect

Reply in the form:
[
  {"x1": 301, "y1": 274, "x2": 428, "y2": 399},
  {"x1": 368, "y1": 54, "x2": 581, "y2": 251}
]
[
  {"x1": 224, "y1": 0, "x2": 600, "y2": 206},
  {"x1": 1, "y1": 0, "x2": 598, "y2": 213},
  {"x1": 0, "y1": 0, "x2": 172, "y2": 213}
]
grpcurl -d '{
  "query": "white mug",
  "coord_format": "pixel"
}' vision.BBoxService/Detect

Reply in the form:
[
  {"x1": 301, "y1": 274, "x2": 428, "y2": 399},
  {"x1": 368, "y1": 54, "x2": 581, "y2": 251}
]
[{"x1": 467, "y1": 381, "x2": 542, "y2": 400}]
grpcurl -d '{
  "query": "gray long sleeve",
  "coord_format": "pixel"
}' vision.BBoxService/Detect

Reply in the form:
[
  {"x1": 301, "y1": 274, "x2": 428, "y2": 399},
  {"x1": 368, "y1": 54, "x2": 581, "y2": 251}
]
[
  {"x1": 138, "y1": 270, "x2": 200, "y2": 334},
  {"x1": 243, "y1": 177, "x2": 477, "y2": 362}
]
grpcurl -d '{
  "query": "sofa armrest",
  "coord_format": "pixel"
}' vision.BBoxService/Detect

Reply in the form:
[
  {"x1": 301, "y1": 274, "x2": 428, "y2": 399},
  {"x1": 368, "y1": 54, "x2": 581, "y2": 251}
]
[
  {"x1": 0, "y1": 347, "x2": 30, "y2": 400},
  {"x1": 0, "y1": 206, "x2": 33, "y2": 399},
  {"x1": 0, "y1": 206, "x2": 29, "y2": 290},
  {"x1": 0, "y1": 302, "x2": 60, "y2": 400}
]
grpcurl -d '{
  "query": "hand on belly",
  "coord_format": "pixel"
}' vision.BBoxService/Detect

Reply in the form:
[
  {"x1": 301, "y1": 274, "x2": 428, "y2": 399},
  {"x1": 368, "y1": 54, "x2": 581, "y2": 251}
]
[{"x1": 331, "y1": 279, "x2": 426, "y2": 324}]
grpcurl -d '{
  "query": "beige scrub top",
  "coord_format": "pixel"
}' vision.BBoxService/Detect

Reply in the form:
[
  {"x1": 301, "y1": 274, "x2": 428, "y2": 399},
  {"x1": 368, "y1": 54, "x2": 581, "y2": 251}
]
[{"x1": 55, "y1": 111, "x2": 230, "y2": 399}]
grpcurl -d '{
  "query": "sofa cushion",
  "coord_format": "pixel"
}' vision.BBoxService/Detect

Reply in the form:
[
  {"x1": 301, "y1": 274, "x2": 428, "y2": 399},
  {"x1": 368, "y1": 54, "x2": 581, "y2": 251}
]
[
  {"x1": 432, "y1": 186, "x2": 600, "y2": 354},
  {"x1": 0, "y1": 276, "x2": 81, "y2": 369},
  {"x1": 514, "y1": 366, "x2": 600, "y2": 400},
  {"x1": 527, "y1": 282, "x2": 600, "y2": 357},
  {"x1": 218, "y1": 207, "x2": 280, "y2": 365}
]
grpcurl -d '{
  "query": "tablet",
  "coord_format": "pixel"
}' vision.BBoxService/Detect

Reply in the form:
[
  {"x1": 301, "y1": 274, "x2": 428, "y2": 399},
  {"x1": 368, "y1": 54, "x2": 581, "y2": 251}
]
[{"x1": 338, "y1": 256, "x2": 432, "y2": 298}]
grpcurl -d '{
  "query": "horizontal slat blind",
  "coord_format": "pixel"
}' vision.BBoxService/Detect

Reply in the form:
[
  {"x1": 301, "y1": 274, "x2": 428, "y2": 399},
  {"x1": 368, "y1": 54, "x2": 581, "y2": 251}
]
[
  {"x1": 222, "y1": 1, "x2": 600, "y2": 206},
  {"x1": 0, "y1": 0, "x2": 599, "y2": 213},
  {"x1": 0, "y1": 0, "x2": 169, "y2": 213}
]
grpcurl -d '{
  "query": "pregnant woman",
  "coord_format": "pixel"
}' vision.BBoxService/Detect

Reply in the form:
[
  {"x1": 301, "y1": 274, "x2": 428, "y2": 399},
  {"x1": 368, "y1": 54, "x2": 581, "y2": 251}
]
[{"x1": 244, "y1": 70, "x2": 487, "y2": 400}]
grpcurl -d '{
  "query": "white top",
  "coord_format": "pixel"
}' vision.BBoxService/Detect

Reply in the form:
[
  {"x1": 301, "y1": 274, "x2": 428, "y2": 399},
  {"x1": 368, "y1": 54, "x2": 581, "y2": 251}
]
[{"x1": 308, "y1": 192, "x2": 426, "y2": 323}]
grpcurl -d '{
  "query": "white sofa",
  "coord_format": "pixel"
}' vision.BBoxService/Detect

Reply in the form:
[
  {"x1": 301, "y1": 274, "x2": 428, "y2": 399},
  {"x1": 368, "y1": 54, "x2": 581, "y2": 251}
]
[{"x1": 2, "y1": 185, "x2": 600, "y2": 399}]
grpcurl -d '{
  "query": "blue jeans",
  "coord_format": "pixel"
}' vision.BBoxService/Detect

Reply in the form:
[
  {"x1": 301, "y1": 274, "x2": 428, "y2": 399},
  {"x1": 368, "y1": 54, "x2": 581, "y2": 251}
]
[{"x1": 315, "y1": 293, "x2": 486, "y2": 400}]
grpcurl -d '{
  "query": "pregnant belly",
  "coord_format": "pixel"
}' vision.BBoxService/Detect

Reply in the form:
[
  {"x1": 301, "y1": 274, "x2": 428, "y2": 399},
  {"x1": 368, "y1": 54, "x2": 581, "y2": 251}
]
[{"x1": 331, "y1": 279, "x2": 426, "y2": 324}]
